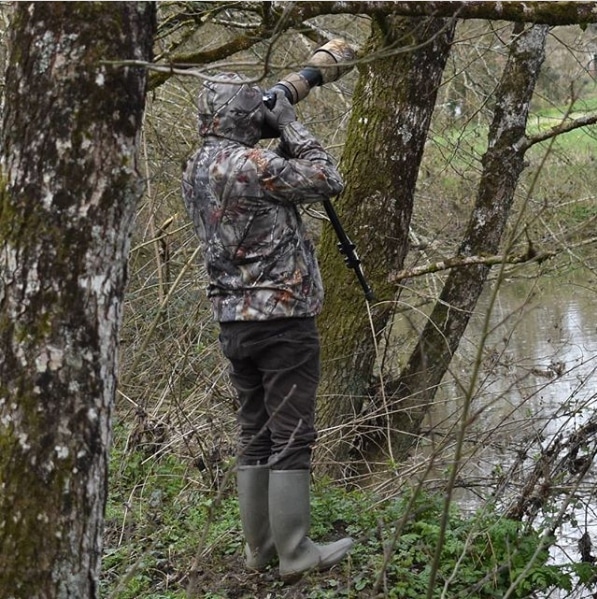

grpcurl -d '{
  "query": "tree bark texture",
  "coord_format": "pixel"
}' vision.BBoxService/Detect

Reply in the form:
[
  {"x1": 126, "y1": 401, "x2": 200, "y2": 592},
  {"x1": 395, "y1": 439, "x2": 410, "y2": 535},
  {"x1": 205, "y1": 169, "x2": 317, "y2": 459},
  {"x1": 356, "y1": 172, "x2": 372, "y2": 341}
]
[
  {"x1": 267, "y1": 2, "x2": 597, "y2": 28},
  {"x1": 0, "y1": 3, "x2": 154, "y2": 598},
  {"x1": 357, "y1": 24, "x2": 549, "y2": 462},
  {"x1": 317, "y1": 15, "x2": 455, "y2": 466}
]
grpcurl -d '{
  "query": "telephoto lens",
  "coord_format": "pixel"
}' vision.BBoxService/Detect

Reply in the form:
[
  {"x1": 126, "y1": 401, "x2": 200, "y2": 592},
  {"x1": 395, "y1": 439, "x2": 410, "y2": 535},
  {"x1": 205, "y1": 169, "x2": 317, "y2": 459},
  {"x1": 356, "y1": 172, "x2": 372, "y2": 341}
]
[{"x1": 262, "y1": 39, "x2": 355, "y2": 112}]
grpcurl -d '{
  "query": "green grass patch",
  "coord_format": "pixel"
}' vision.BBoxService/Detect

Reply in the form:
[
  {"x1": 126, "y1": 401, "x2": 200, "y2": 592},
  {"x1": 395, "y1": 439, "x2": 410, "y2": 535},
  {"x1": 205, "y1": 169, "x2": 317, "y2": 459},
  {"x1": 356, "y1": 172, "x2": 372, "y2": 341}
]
[{"x1": 101, "y1": 427, "x2": 597, "y2": 598}]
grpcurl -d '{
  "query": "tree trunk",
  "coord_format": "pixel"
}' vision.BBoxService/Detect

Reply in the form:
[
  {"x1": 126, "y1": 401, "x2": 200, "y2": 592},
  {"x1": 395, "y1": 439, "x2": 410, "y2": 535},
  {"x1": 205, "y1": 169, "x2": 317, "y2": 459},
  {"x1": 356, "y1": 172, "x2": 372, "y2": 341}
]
[
  {"x1": 0, "y1": 3, "x2": 155, "y2": 598},
  {"x1": 356, "y1": 24, "x2": 549, "y2": 462},
  {"x1": 317, "y1": 15, "x2": 454, "y2": 468}
]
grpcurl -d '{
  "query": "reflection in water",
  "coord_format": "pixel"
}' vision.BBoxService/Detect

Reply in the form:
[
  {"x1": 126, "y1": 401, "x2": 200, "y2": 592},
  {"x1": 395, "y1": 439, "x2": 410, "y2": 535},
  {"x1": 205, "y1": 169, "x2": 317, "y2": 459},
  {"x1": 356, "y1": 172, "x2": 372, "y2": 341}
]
[{"x1": 410, "y1": 273, "x2": 597, "y2": 595}]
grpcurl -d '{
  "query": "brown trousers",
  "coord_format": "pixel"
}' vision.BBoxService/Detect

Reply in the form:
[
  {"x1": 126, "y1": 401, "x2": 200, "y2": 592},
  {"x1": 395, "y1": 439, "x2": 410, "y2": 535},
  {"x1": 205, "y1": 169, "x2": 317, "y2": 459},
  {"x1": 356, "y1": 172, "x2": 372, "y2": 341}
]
[{"x1": 218, "y1": 317, "x2": 319, "y2": 470}]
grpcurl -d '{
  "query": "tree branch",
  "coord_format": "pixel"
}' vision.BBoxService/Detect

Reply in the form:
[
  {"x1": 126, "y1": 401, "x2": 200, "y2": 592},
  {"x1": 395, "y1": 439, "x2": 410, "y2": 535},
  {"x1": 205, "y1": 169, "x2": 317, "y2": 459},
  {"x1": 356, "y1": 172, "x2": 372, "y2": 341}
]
[
  {"x1": 524, "y1": 112, "x2": 597, "y2": 149},
  {"x1": 150, "y1": 1, "x2": 597, "y2": 89},
  {"x1": 388, "y1": 236, "x2": 597, "y2": 283},
  {"x1": 148, "y1": 27, "x2": 271, "y2": 89},
  {"x1": 241, "y1": 1, "x2": 597, "y2": 26}
]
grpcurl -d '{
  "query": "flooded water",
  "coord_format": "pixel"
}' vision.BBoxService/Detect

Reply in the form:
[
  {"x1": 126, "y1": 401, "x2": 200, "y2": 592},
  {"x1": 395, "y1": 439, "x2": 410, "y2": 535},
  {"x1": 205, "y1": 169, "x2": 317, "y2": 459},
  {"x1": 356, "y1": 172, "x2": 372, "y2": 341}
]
[{"x1": 411, "y1": 269, "x2": 597, "y2": 596}]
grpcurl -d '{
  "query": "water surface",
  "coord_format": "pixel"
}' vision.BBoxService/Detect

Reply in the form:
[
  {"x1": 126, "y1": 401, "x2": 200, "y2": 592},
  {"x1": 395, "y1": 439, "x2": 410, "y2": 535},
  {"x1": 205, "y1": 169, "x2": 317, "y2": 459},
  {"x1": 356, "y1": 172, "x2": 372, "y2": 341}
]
[{"x1": 413, "y1": 271, "x2": 597, "y2": 594}]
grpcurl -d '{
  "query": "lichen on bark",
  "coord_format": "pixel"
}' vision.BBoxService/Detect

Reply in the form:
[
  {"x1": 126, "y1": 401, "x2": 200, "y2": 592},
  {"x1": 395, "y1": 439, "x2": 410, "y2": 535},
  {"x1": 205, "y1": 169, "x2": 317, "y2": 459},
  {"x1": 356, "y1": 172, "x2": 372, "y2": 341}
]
[{"x1": 0, "y1": 3, "x2": 156, "y2": 597}]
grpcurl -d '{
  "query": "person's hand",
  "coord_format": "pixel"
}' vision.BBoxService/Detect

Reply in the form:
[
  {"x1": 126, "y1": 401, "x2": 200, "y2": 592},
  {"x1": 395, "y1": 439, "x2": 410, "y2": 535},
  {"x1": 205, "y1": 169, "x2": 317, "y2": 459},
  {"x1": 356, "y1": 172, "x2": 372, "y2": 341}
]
[{"x1": 264, "y1": 90, "x2": 296, "y2": 133}]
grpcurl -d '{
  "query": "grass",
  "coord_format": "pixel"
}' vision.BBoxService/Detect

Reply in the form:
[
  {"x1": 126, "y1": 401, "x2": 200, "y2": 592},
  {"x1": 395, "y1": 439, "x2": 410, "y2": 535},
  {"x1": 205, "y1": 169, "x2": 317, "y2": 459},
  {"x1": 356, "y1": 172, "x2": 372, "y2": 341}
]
[
  {"x1": 103, "y1": 71, "x2": 597, "y2": 599},
  {"x1": 419, "y1": 91, "x2": 597, "y2": 251},
  {"x1": 100, "y1": 420, "x2": 597, "y2": 599},
  {"x1": 431, "y1": 97, "x2": 597, "y2": 167}
]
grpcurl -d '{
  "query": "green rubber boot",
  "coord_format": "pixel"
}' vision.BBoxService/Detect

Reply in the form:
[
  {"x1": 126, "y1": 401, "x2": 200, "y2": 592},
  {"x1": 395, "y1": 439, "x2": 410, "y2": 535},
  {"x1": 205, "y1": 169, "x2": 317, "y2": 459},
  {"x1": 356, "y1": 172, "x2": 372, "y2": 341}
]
[
  {"x1": 237, "y1": 465, "x2": 277, "y2": 570},
  {"x1": 269, "y1": 469, "x2": 354, "y2": 578}
]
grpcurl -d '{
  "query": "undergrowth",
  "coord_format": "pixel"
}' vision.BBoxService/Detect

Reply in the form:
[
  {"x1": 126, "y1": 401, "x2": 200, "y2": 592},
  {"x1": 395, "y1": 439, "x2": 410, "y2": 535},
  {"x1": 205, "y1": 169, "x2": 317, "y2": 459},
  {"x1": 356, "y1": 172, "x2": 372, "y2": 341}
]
[{"x1": 100, "y1": 421, "x2": 597, "y2": 599}]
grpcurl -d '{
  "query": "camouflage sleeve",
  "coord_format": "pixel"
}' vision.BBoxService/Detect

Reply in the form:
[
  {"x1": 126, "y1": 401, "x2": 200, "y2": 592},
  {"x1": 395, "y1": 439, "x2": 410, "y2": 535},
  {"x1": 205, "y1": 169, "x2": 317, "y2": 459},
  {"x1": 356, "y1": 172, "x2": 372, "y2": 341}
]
[{"x1": 259, "y1": 121, "x2": 344, "y2": 205}]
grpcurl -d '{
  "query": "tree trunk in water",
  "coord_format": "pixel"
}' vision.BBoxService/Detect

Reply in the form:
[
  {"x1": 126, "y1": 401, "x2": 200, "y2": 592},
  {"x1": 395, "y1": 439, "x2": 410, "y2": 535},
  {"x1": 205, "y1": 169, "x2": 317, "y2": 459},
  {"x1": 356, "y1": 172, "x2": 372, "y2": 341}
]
[
  {"x1": 0, "y1": 3, "x2": 155, "y2": 598},
  {"x1": 317, "y1": 16, "x2": 455, "y2": 469},
  {"x1": 356, "y1": 24, "x2": 549, "y2": 463}
]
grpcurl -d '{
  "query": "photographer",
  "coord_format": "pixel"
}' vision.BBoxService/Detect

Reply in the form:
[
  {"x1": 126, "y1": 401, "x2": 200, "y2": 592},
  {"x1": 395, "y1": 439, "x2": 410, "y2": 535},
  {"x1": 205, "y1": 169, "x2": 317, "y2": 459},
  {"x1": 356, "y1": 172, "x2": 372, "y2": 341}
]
[{"x1": 182, "y1": 73, "x2": 353, "y2": 578}]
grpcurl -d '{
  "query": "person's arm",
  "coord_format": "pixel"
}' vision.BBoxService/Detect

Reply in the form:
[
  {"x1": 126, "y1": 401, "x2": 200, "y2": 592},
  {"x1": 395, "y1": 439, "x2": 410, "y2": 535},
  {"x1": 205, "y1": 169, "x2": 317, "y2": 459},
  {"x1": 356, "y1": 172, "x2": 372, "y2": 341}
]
[{"x1": 260, "y1": 91, "x2": 344, "y2": 204}]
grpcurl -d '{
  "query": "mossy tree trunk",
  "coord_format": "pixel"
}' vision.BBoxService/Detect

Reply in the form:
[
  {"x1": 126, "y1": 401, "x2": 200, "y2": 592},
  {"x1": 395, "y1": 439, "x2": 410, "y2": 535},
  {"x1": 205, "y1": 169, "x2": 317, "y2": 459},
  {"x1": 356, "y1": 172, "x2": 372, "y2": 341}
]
[
  {"x1": 0, "y1": 3, "x2": 155, "y2": 598},
  {"x1": 317, "y1": 15, "x2": 455, "y2": 467},
  {"x1": 356, "y1": 24, "x2": 549, "y2": 463}
]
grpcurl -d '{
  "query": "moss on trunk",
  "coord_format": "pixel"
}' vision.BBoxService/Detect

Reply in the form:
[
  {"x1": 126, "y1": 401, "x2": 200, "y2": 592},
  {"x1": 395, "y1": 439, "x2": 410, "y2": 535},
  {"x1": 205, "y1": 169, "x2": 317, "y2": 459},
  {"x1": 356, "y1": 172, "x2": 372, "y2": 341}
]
[
  {"x1": 317, "y1": 15, "x2": 455, "y2": 467},
  {"x1": 0, "y1": 3, "x2": 155, "y2": 597},
  {"x1": 357, "y1": 24, "x2": 550, "y2": 464}
]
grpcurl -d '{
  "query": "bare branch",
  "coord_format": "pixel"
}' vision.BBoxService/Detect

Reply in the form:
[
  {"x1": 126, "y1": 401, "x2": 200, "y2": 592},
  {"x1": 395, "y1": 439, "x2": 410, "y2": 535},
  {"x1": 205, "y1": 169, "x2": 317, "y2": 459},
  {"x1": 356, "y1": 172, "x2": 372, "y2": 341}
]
[
  {"x1": 148, "y1": 27, "x2": 271, "y2": 89},
  {"x1": 525, "y1": 112, "x2": 597, "y2": 149},
  {"x1": 150, "y1": 1, "x2": 597, "y2": 89},
  {"x1": 389, "y1": 236, "x2": 597, "y2": 283},
  {"x1": 238, "y1": 1, "x2": 597, "y2": 26}
]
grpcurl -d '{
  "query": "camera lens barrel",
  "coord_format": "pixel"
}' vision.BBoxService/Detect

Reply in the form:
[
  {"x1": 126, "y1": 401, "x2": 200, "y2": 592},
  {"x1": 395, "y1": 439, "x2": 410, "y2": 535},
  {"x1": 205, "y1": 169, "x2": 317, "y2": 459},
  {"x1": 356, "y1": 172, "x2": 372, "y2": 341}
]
[
  {"x1": 263, "y1": 68, "x2": 320, "y2": 109},
  {"x1": 263, "y1": 39, "x2": 355, "y2": 109}
]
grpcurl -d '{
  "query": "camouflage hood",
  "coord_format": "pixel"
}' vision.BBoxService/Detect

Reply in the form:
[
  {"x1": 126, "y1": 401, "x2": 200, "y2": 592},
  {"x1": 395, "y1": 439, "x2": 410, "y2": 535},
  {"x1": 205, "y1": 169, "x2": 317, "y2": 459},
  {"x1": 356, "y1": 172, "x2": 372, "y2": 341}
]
[{"x1": 197, "y1": 73, "x2": 264, "y2": 146}]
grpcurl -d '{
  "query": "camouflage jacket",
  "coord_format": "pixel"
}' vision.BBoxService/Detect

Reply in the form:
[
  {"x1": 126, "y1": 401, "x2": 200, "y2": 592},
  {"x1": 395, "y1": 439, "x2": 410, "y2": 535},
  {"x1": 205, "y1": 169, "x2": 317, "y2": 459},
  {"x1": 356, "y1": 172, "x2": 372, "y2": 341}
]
[{"x1": 182, "y1": 75, "x2": 344, "y2": 322}]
